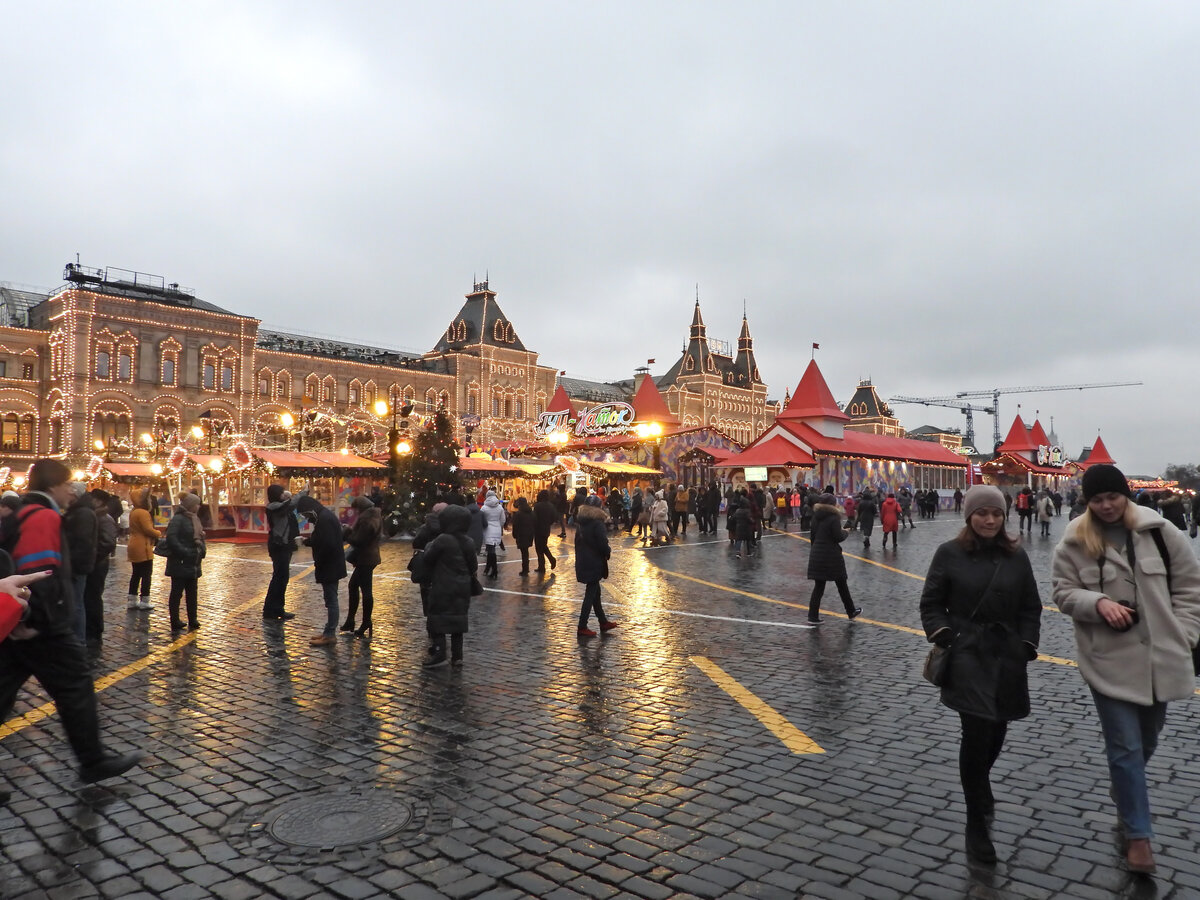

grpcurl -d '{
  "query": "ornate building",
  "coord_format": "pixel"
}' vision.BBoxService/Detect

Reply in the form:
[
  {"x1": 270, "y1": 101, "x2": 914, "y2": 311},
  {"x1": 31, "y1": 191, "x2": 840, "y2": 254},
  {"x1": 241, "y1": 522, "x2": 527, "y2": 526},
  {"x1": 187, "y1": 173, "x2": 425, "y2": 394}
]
[{"x1": 842, "y1": 380, "x2": 903, "y2": 437}]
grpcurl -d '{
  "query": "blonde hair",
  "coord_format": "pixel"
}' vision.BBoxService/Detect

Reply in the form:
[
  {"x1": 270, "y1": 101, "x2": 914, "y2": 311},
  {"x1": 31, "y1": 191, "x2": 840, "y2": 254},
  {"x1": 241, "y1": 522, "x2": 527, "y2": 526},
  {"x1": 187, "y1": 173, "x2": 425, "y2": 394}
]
[{"x1": 1069, "y1": 501, "x2": 1140, "y2": 560}]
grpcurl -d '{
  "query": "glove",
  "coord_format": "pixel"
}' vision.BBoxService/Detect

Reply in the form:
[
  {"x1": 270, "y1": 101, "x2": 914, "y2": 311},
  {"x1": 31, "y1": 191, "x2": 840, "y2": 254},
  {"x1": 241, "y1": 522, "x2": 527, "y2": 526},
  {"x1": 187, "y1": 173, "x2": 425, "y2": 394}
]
[{"x1": 931, "y1": 627, "x2": 953, "y2": 649}]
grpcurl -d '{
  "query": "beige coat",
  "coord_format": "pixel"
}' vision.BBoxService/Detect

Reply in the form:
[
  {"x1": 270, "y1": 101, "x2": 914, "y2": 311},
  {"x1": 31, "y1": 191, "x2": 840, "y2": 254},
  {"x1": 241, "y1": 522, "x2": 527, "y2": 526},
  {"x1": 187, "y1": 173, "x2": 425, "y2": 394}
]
[{"x1": 1052, "y1": 504, "x2": 1200, "y2": 705}]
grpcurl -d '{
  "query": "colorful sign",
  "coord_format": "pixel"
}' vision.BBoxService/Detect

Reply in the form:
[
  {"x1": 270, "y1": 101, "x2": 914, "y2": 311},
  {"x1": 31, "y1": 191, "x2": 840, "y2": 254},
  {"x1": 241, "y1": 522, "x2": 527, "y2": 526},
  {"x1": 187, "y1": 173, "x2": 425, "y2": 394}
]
[
  {"x1": 536, "y1": 402, "x2": 637, "y2": 438},
  {"x1": 1036, "y1": 444, "x2": 1065, "y2": 467}
]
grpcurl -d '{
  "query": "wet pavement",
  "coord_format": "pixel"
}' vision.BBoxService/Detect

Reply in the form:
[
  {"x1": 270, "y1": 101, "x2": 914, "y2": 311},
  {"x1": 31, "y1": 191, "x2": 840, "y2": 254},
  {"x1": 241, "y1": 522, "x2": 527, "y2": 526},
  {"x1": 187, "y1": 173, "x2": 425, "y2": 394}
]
[{"x1": 3, "y1": 513, "x2": 1200, "y2": 899}]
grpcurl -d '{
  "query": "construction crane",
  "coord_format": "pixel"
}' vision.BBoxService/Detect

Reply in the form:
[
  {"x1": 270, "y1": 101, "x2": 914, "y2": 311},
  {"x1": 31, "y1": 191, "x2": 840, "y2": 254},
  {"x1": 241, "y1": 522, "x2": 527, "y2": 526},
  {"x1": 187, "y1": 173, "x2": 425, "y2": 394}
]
[
  {"x1": 888, "y1": 396, "x2": 994, "y2": 450},
  {"x1": 890, "y1": 381, "x2": 1142, "y2": 451}
]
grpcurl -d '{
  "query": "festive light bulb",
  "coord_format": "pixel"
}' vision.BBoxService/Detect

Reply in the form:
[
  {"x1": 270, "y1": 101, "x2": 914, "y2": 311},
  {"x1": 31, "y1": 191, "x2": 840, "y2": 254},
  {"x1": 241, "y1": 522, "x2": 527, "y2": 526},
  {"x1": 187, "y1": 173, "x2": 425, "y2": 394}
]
[
  {"x1": 94, "y1": 439, "x2": 105, "y2": 450},
  {"x1": 374, "y1": 399, "x2": 389, "y2": 417},
  {"x1": 209, "y1": 459, "x2": 224, "y2": 472},
  {"x1": 150, "y1": 463, "x2": 164, "y2": 475},
  {"x1": 280, "y1": 412, "x2": 295, "y2": 428},
  {"x1": 141, "y1": 432, "x2": 153, "y2": 445},
  {"x1": 191, "y1": 425, "x2": 204, "y2": 439}
]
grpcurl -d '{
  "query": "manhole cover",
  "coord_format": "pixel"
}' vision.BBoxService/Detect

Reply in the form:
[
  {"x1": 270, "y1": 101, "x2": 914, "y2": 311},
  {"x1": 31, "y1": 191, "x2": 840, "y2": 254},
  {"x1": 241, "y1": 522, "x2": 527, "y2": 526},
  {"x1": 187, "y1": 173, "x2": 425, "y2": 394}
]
[{"x1": 265, "y1": 791, "x2": 413, "y2": 847}]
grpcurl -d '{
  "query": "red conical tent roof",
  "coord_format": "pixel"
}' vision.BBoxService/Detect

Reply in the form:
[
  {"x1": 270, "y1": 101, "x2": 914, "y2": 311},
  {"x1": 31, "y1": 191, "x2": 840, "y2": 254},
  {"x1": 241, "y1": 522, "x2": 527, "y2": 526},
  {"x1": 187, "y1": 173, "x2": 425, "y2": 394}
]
[
  {"x1": 997, "y1": 415, "x2": 1037, "y2": 453},
  {"x1": 547, "y1": 384, "x2": 575, "y2": 414},
  {"x1": 777, "y1": 359, "x2": 848, "y2": 421},
  {"x1": 1028, "y1": 419, "x2": 1051, "y2": 447},
  {"x1": 631, "y1": 375, "x2": 679, "y2": 425},
  {"x1": 1086, "y1": 435, "x2": 1116, "y2": 466}
]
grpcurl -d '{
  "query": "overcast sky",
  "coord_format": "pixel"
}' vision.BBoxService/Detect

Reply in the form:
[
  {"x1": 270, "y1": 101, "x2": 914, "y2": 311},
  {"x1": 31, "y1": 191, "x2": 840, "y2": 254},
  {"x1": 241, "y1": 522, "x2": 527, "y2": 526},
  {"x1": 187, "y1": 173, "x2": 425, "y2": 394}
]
[{"x1": 3, "y1": 3, "x2": 1195, "y2": 475}]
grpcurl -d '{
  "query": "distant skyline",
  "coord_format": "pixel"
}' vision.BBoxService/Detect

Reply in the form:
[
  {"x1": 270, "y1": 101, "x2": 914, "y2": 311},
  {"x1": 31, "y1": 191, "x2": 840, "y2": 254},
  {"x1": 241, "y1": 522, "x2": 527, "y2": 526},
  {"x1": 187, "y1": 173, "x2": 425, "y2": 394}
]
[{"x1": 4, "y1": 2, "x2": 1196, "y2": 474}]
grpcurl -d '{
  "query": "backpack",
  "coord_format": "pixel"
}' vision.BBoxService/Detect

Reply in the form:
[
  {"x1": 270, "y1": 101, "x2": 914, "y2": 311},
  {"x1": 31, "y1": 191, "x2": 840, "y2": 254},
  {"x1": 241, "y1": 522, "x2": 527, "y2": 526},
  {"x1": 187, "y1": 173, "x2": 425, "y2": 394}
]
[{"x1": 1015, "y1": 493, "x2": 1030, "y2": 511}]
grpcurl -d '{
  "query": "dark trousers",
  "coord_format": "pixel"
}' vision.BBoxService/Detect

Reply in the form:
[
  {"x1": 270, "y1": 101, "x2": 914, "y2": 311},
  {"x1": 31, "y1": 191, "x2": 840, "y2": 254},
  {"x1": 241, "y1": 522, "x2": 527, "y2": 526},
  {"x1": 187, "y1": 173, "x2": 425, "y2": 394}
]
[
  {"x1": 808, "y1": 579, "x2": 855, "y2": 620},
  {"x1": 484, "y1": 544, "x2": 498, "y2": 577},
  {"x1": 262, "y1": 546, "x2": 293, "y2": 616},
  {"x1": 431, "y1": 631, "x2": 463, "y2": 661},
  {"x1": 128, "y1": 559, "x2": 153, "y2": 597},
  {"x1": 0, "y1": 633, "x2": 106, "y2": 766},
  {"x1": 518, "y1": 546, "x2": 530, "y2": 574},
  {"x1": 578, "y1": 581, "x2": 607, "y2": 628},
  {"x1": 534, "y1": 533, "x2": 552, "y2": 570},
  {"x1": 168, "y1": 577, "x2": 199, "y2": 627},
  {"x1": 673, "y1": 510, "x2": 688, "y2": 534},
  {"x1": 959, "y1": 713, "x2": 1008, "y2": 818},
  {"x1": 83, "y1": 560, "x2": 109, "y2": 639},
  {"x1": 346, "y1": 564, "x2": 376, "y2": 625}
]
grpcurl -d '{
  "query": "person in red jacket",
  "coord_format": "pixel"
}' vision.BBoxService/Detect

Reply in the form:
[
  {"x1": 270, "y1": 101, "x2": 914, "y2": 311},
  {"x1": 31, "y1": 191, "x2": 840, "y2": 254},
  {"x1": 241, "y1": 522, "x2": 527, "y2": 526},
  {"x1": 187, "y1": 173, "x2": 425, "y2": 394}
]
[
  {"x1": 843, "y1": 495, "x2": 858, "y2": 531},
  {"x1": 879, "y1": 493, "x2": 901, "y2": 549}
]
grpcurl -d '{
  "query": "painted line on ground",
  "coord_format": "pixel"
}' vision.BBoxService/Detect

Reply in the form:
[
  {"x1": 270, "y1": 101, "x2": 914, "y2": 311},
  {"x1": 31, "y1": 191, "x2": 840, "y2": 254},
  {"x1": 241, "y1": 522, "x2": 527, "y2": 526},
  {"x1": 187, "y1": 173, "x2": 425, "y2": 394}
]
[
  {"x1": 691, "y1": 655, "x2": 824, "y2": 756},
  {"x1": 0, "y1": 565, "x2": 317, "y2": 744}
]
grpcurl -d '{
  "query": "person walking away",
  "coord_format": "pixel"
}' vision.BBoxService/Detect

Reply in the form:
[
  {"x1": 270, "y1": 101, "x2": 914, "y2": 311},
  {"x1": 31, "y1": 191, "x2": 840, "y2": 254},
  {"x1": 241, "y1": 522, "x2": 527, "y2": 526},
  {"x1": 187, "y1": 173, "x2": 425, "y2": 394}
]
[
  {"x1": 0, "y1": 459, "x2": 143, "y2": 796},
  {"x1": 420, "y1": 504, "x2": 476, "y2": 668},
  {"x1": 263, "y1": 485, "x2": 305, "y2": 621},
  {"x1": 629, "y1": 488, "x2": 643, "y2": 536},
  {"x1": 411, "y1": 503, "x2": 444, "y2": 659},
  {"x1": 1014, "y1": 487, "x2": 1033, "y2": 534},
  {"x1": 83, "y1": 490, "x2": 117, "y2": 643},
  {"x1": 788, "y1": 487, "x2": 803, "y2": 531},
  {"x1": 511, "y1": 496, "x2": 535, "y2": 575},
  {"x1": 1003, "y1": 490, "x2": 1013, "y2": 521},
  {"x1": 606, "y1": 489, "x2": 624, "y2": 533},
  {"x1": 803, "y1": 492, "x2": 861, "y2": 626},
  {"x1": 1051, "y1": 464, "x2": 1200, "y2": 875},
  {"x1": 297, "y1": 496, "x2": 347, "y2": 647},
  {"x1": 879, "y1": 493, "x2": 900, "y2": 549},
  {"x1": 674, "y1": 485, "x2": 691, "y2": 536},
  {"x1": 532, "y1": 490, "x2": 558, "y2": 572},
  {"x1": 466, "y1": 498, "x2": 485, "y2": 558},
  {"x1": 164, "y1": 492, "x2": 206, "y2": 631},
  {"x1": 843, "y1": 494, "x2": 858, "y2": 530},
  {"x1": 554, "y1": 484, "x2": 569, "y2": 538},
  {"x1": 1036, "y1": 489, "x2": 1054, "y2": 538},
  {"x1": 858, "y1": 490, "x2": 878, "y2": 550},
  {"x1": 731, "y1": 498, "x2": 754, "y2": 558},
  {"x1": 340, "y1": 496, "x2": 381, "y2": 637},
  {"x1": 479, "y1": 490, "x2": 505, "y2": 578},
  {"x1": 1158, "y1": 492, "x2": 1186, "y2": 530},
  {"x1": 650, "y1": 491, "x2": 670, "y2": 546},
  {"x1": 575, "y1": 496, "x2": 617, "y2": 637},
  {"x1": 953, "y1": 488, "x2": 964, "y2": 513},
  {"x1": 126, "y1": 488, "x2": 158, "y2": 610},
  {"x1": 898, "y1": 487, "x2": 915, "y2": 529},
  {"x1": 63, "y1": 484, "x2": 98, "y2": 642},
  {"x1": 920, "y1": 485, "x2": 1041, "y2": 864}
]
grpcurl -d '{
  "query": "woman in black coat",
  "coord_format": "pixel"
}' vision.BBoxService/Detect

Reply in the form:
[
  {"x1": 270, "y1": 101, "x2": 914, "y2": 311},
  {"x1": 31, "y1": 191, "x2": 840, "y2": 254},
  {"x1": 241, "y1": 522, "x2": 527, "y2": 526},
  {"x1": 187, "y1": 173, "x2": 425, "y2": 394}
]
[
  {"x1": 919, "y1": 485, "x2": 1041, "y2": 865},
  {"x1": 297, "y1": 496, "x2": 347, "y2": 647},
  {"x1": 341, "y1": 496, "x2": 382, "y2": 637},
  {"x1": 574, "y1": 497, "x2": 617, "y2": 637},
  {"x1": 532, "y1": 490, "x2": 558, "y2": 572},
  {"x1": 421, "y1": 504, "x2": 476, "y2": 667},
  {"x1": 164, "y1": 492, "x2": 205, "y2": 631},
  {"x1": 511, "y1": 496, "x2": 536, "y2": 575},
  {"x1": 857, "y1": 489, "x2": 877, "y2": 549},
  {"x1": 804, "y1": 493, "x2": 861, "y2": 625}
]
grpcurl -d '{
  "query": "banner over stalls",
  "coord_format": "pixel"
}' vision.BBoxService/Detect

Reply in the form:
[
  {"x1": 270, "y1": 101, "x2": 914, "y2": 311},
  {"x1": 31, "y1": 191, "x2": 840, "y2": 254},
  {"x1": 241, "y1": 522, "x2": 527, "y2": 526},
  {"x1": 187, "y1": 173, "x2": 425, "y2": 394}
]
[{"x1": 535, "y1": 402, "x2": 637, "y2": 438}]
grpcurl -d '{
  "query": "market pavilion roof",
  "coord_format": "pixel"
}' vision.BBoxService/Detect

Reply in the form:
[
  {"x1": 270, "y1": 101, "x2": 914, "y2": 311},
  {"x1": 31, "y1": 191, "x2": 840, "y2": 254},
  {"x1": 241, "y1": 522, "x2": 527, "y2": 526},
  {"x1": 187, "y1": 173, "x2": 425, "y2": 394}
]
[{"x1": 777, "y1": 359, "x2": 849, "y2": 422}]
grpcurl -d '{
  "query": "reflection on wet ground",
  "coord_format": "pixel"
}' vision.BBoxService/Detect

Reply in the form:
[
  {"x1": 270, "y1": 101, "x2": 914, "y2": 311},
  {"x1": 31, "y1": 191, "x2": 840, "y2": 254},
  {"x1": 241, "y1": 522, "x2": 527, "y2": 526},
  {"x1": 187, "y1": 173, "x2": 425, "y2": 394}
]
[{"x1": 1, "y1": 515, "x2": 1199, "y2": 896}]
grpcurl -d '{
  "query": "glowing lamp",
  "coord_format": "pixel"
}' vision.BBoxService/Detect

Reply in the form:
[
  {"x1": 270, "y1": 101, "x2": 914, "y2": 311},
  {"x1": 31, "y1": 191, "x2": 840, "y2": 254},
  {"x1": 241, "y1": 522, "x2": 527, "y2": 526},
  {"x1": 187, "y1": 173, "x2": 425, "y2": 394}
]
[
  {"x1": 208, "y1": 459, "x2": 224, "y2": 473},
  {"x1": 72, "y1": 470, "x2": 85, "y2": 481},
  {"x1": 280, "y1": 412, "x2": 295, "y2": 428},
  {"x1": 374, "y1": 400, "x2": 390, "y2": 417},
  {"x1": 191, "y1": 425, "x2": 204, "y2": 439},
  {"x1": 340, "y1": 447, "x2": 349, "y2": 455},
  {"x1": 93, "y1": 439, "x2": 105, "y2": 451},
  {"x1": 396, "y1": 440, "x2": 412, "y2": 455},
  {"x1": 150, "y1": 463, "x2": 164, "y2": 476},
  {"x1": 140, "y1": 432, "x2": 153, "y2": 445},
  {"x1": 11, "y1": 475, "x2": 25, "y2": 488}
]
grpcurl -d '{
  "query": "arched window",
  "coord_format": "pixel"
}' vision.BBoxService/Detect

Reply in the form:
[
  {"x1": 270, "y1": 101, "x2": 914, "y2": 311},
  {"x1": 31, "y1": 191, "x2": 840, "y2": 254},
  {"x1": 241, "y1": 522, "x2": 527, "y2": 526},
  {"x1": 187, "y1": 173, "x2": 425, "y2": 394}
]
[
  {"x1": 258, "y1": 369, "x2": 272, "y2": 397},
  {"x1": 322, "y1": 376, "x2": 336, "y2": 403},
  {"x1": 425, "y1": 389, "x2": 436, "y2": 412},
  {"x1": 96, "y1": 350, "x2": 111, "y2": 380},
  {"x1": 118, "y1": 350, "x2": 132, "y2": 381},
  {"x1": 276, "y1": 372, "x2": 290, "y2": 400},
  {"x1": 305, "y1": 374, "x2": 320, "y2": 402}
]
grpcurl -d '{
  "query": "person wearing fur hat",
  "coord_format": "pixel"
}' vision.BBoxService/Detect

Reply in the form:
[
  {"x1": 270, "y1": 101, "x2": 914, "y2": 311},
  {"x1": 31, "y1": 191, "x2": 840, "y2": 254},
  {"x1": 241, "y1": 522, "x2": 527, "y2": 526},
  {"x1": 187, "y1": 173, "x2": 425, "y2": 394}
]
[
  {"x1": 1052, "y1": 464, "x2": 1200, "y2": 875},
  {"x1": 340, "y1": 496, "x2": 382, "y2": 637},
  {"x1": 920, "y1": 484, "x2": 1041, "y2": 865},
  {"x1": 575, "y1": 495, "x2": 617, "y2": 637},
  {"x1": 802, "y1": 493, "x2": 861, "y2": 626},
  {"x1": 649, "y1": 490, "x2": 670, "y2": 547},
  {"x1": 262, "y1": 484, "x2": 307, "y2": 621}
]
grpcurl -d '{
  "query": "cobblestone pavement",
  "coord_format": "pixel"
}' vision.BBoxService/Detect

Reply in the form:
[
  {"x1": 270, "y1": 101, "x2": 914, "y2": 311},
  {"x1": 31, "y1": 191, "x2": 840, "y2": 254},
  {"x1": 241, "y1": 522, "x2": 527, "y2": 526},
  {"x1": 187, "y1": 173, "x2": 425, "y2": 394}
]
[{"x1": 2, "y1": 511, "x2": 1200, "y2": 899}]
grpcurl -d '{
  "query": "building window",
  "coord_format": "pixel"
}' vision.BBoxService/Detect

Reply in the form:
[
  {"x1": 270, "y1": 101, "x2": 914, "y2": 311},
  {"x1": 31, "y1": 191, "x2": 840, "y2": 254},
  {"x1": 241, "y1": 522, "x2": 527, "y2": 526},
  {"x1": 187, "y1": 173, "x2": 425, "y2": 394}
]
[
  {"x1": 349, "y1": 384, "x2": 360, "y2": 405},
  {"x1": 203, "y1": 363, "x2": 215, "y2": 390},
  {"x1": 259, "y1": 375, "x2": 270, "y2": 397},
  {"x1": 492, "y1": 396, "x2": 500, "y2": 417},
  {"x1": 0, "y1": 414, "x2": 33, "y2": 451},
  {"x1": 515, "y1": 399, "x2": 523, "y2": 419},
  {"x1": 221, "y1": 364, "x2": 233, "y2": 391},
  {"x1": 276, "y1": 374, "x2": 290, "y2": 400},
  {"x1": 96, "y1": 351, "x2": 110, "y2": 380},
  {"x1": 162, "y1": 356, "x2": 176, "y2": 385},
  {"x1": 118, "y1": 352, "x2": 132, "y2": 381},
  {"x1": 467, "y1": 393, "x2": 477, "y2": 415},
  {"x1": 50, "y1": 418, "x2": 64, "y2": 453},
  {"x1": 21, "y1": 362, "x2": 33, "y2": 380}
]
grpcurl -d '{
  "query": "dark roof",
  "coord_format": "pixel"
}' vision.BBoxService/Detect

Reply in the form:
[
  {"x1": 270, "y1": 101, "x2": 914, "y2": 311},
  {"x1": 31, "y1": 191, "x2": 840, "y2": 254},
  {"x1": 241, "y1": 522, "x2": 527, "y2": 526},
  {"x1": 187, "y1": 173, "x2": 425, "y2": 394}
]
[
  {"x1": 559, "y1": 376, "x2": 630, "y2": 404},
  {"x1": 431, "y1": 284, "x2": 528, "y2": 353},
  {"x1": 52, "y1": 279, "x2": 239, "y2": 316},
  {"x1": 256, "y1": 329, "x2": 435, "y2": 368},
  {"x1": 844, "y1": 381, "x2": 895, "y2": 420},
  {"x1": 907, "y1": 424, "x2": 960, "y2": 437}
]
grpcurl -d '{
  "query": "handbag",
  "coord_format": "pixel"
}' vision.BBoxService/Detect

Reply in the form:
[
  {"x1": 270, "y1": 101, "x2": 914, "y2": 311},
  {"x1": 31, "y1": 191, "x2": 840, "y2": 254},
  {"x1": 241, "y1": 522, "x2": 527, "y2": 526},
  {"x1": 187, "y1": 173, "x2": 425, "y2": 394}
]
[
  {"x1": 406, "y1": 549, "x2": 426, "y2": 584},
  {"x1": 922, "y1": 560, "x2": 1001, "y2": 687},
  {"x1": 153, "y1": 537, "x2": 169, "y2": 557},
  {"x1": 345, "y1": 545, "x2": 358, "y2": 565}
]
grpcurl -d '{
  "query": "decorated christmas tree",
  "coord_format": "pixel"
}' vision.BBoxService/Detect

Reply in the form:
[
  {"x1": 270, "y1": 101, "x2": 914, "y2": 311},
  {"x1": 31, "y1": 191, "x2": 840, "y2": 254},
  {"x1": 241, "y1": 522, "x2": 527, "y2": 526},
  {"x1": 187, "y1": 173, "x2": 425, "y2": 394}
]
[{"x1": 402, "y1": 407, "x2": 461, "y2": 515}]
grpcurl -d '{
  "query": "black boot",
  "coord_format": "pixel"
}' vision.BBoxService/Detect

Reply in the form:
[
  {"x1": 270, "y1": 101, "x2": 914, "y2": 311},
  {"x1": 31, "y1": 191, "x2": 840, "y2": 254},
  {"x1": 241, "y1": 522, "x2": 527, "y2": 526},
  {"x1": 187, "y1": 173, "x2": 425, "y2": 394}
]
[
  {"x1": 339, "y1": 618, "x2": 355, "y2": 632},
  {"x1": 965, "y1": 813, "x2": 996, "y2": 863}
]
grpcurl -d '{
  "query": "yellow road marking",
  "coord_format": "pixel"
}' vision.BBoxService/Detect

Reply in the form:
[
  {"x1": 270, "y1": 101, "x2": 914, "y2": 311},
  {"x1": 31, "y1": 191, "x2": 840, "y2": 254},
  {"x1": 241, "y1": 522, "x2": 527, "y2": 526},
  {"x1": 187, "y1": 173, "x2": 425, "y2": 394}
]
[
  {"x1": 691, "y1": 656, "x2": 824, "y2": 755},
  {"x1": 0, "y1": 564, "x2": 316, "y2": 742},
  {"x1": 770, "y1": 527, "x2": 925, "y2": 581}
]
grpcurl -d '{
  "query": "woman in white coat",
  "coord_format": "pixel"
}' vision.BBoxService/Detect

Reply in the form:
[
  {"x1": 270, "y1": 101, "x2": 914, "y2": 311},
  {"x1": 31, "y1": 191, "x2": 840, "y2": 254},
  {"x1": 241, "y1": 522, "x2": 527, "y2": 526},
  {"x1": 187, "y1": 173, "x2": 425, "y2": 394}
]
[
  {"x1": 1052, "y1": 465, "x2": 1200, "y2": 875},
  {"x1": 480, "y1": 490, "x2": 506, "y2": 578}
]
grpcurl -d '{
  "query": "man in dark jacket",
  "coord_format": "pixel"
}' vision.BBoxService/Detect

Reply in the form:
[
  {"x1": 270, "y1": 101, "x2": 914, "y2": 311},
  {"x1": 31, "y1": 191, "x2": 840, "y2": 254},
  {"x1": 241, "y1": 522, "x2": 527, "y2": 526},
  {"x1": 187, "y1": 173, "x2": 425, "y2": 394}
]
[
  {"x1": 554, "y1": 485, "x2": 568, "y2": 538},
  {"x1": 0, "y1": 459, "x2": 143, "y2": 798},
  {"x1": 297, "y1": 496, "x2": 347, "y2": 647},
  {"x1": 857, "y1": 489, "x2": 878, "y2": 550},
  {"x1": 263, "y1": 484, "x2": 305, "y2": 621},
  {"x1": 83, "y1": 490, "x2": 117, "y2": 642},
  {"x1": 574, "y1": 496, "x2": 616, "y2": 637},
  {"x1": 532, "y1": 490, "x2": 558, "y2": 573},
  {"x1": 62, "y1": 484, "x2": 98, "y2": 641}
]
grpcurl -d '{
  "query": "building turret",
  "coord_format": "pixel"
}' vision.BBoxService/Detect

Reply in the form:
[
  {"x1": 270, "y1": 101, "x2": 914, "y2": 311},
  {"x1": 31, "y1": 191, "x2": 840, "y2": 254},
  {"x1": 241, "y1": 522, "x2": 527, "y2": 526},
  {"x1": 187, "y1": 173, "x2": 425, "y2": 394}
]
[{"x1": 731, "y1": 314, "x2": 762, "y2": 385}]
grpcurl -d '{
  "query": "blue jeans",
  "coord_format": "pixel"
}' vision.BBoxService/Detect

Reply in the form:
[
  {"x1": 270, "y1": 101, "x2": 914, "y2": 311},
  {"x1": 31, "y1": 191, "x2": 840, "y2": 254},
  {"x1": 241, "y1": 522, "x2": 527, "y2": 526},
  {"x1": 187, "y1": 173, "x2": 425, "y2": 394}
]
[
  {"x1": 321, "y1": 581, "x2": 340, "y2": 637},
  {"x1": 1090, "y1": 687, "x2": 1167, "y2": 839}
]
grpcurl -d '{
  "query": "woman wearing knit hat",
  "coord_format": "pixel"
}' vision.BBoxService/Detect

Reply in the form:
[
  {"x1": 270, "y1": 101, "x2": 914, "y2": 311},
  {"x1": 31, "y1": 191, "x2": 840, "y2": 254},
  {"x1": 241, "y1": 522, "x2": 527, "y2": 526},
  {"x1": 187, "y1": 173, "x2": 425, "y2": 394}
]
[
  {"x1": 1052, "y1": 464, "x2": 1200, "y2": 875},
  {"x1": 919, "y1": 484, "x2": 1041, "y2": 865}
]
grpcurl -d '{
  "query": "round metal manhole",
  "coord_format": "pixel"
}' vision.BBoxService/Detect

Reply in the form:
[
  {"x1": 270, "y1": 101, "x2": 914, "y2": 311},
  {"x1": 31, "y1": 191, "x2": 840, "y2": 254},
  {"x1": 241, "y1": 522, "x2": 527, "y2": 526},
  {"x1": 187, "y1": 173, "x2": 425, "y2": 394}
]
[{"x1": 265, "y1": 792, "x2": 413, "y2": 848}]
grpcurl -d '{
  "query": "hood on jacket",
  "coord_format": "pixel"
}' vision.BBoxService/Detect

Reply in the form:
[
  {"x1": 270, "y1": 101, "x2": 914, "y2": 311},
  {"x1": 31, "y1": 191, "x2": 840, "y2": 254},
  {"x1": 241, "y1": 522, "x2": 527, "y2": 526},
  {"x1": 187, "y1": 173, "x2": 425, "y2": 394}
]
[
  {"x1": 295, "y1": 495, "x2": 325, "y2": 516},
  {"x1": 439, "y1": 504, "x2": 470, "y2": 534},
  {"x1": 483, "y1": 492, "x2": 501, "y2": 508},
  {"x1": 576, "y1": 503, "x2": 607, "y2": 522}
]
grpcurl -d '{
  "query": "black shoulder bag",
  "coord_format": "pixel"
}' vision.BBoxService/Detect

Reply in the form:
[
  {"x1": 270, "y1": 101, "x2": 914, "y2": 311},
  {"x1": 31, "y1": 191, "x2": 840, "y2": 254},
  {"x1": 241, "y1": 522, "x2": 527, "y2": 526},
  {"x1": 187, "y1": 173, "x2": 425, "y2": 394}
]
[{"x1": 923, "y1": 560, "x2": 1001, "y2": 687}]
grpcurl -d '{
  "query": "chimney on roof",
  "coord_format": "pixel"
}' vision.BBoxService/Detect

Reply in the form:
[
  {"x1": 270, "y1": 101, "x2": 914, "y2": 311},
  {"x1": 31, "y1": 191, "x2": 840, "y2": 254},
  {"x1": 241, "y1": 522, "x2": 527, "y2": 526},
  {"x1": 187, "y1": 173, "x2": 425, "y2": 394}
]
[{"x1": 633, "y1": 365, "x2": 650, "y2": 393}]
